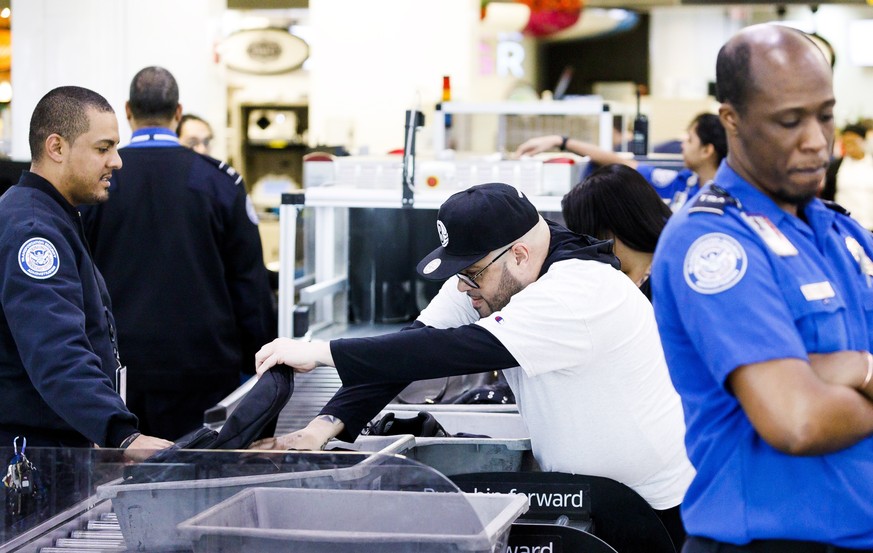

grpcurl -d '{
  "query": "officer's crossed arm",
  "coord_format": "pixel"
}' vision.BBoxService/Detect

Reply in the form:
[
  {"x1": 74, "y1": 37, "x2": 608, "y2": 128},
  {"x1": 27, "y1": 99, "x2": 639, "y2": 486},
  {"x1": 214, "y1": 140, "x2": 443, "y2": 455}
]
[
  {"x1": 809, "y1": 350, "x2": 873, "y2": 403},
  {"x1": 728, "y1": 355, "x2": 873, "y2": 456}
]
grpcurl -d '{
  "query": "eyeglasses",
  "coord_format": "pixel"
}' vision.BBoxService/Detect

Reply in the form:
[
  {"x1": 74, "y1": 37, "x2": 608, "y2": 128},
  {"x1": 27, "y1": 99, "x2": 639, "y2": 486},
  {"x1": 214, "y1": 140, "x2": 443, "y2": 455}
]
[{"x1": 456, "y1": 245, "x2": 513, "y2": 289}]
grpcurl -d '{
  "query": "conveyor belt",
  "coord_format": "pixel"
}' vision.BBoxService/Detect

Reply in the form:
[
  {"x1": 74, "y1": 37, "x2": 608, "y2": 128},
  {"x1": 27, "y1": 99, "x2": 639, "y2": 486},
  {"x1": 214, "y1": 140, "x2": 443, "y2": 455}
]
[{"x1": 1, "y1": 499, "x2": 128, "y2": 553}]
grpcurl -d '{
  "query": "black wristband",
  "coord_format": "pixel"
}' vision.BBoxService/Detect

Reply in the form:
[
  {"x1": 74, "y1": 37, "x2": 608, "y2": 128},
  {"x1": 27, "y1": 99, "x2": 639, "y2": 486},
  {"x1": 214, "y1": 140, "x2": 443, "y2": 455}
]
[
  {"x1": 119, "y1": 432, "x2": 141, "y2": 449},
  {"x1": 559, "y1": 136, "x2": 569, "y2": 151}
]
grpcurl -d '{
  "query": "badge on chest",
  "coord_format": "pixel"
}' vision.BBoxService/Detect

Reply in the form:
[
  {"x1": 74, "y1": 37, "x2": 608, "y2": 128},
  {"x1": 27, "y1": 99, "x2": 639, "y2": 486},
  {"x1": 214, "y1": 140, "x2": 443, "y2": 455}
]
[
  {"x1": 741, "y1": 213, "x2": 799, "y2": 257},
  {"x1": 845, "y1": 236, "x2": 873, "y2": 286}
]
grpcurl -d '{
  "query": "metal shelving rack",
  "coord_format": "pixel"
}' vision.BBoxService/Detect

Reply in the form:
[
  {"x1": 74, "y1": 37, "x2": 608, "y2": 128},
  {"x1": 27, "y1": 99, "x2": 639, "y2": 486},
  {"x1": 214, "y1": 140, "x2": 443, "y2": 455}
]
[
  {"x1": 278, "y1": 99, "x2": 610, "y2": 338},
  {"x1": 432, "y1": 99, "x2": 614, "y2": 154}
]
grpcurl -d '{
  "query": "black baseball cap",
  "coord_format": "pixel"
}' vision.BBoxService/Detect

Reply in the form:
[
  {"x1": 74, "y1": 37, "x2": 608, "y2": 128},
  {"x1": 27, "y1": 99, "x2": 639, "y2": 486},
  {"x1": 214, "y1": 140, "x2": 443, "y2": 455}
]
[{"x1": 416, "y1": 182, "x2": 540, "y2": 281}]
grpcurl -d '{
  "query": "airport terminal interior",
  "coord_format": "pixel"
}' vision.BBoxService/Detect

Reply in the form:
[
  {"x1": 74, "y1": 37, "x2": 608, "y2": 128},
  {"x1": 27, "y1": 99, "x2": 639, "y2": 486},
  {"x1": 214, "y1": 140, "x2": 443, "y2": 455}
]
[{"x1": 2, "y1": 0, "x2": 873, "y2": 552}]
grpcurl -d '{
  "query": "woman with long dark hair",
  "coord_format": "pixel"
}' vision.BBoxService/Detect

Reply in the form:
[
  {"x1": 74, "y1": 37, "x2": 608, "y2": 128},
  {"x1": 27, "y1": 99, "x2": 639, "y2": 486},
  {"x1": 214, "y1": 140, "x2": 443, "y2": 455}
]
[{"x1": 562, "y1": 164, "x2": 672, "y2": 300}]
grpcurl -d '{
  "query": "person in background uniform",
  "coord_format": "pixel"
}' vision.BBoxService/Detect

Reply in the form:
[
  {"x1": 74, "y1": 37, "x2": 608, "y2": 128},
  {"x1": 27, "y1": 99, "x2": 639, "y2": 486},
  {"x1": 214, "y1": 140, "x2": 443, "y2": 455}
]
[
  {"x1": 0, "y1": 86, "x2": 171, "y2": 457},
  {"x1": 177, "y1": 113, "x2": 213, "y2": 156},
  {"x1": 652, "y1": 24, "x2": 873, "y2": 552},
  {"x1": 81, "y1": 67, "x2": 277, "y2": 441},
  {"x1": 562, "y1": 163, "x2": 673, "y2": 300},
  {"x1": 252, "y1": 182, "x2": 694, "y2": 546},
  {"x1": 821, "y1": 123, "x2": 873, "y2": 229},
  {"x1": 515, "y1": 113, "x2": 727, "y2": 211}
]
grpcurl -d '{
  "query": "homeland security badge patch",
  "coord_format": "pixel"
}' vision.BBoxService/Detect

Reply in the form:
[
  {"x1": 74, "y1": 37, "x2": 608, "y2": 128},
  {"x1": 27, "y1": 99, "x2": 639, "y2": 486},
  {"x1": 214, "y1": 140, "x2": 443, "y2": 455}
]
[
  {"x1": 684, "y1": 232, "x2": 747, "y2": 294},
  {"x1": 18, "y1": 237, "x2": 60, "y2": 279}
]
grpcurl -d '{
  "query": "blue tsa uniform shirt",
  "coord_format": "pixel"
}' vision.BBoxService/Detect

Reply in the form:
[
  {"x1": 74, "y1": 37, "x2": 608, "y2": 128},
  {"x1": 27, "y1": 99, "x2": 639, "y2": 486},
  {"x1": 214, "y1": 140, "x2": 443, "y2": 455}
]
[
  {"x1": 0, "y1": 172, "x2": 138, "y2": 448},
  {"x1": 636, "y1": 163, "x2": 700, "y2": 211},
  {"x1": 651, "y1": 163, "x2": 873, "y2": 547}
]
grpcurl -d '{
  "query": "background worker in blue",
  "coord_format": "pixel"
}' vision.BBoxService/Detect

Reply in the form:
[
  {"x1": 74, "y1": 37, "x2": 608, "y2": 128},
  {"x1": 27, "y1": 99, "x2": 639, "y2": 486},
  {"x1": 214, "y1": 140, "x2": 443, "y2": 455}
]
[
  {"x1": 652, "y1": 24, "x2": 873, "y2": 552},
  {"x1": 0, "y1": 86, "x2": 171, "y2": 458},
  {"x1": 515, "y1": 113, "x2": 727, "y2": 212},
  {"x1": 82, "y1": 67, "x2": 277, "y2": 441}
]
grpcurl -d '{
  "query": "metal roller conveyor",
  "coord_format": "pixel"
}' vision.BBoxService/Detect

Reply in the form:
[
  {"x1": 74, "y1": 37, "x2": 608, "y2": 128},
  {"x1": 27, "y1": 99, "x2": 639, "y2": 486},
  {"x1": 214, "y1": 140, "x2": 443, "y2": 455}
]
[{"x1": 2, "y1": 500, "x2": 127, "y2": 553}]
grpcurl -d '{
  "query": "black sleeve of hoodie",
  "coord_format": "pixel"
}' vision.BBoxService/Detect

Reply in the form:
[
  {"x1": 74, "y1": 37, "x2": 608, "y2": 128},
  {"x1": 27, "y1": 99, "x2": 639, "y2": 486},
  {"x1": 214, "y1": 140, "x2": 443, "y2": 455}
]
[
  {"x1": 318, "y1": 322, "x2": 425, "y2": 442},
  {"x1": 319, "y1": 381, "x2": 410, "y2": 441},
  {"x1": 319, "y1": 323, "x2": 518, "y2": 441},
  {"x1": 331, "y1": 324, "x2": 517, "y2": 386}
]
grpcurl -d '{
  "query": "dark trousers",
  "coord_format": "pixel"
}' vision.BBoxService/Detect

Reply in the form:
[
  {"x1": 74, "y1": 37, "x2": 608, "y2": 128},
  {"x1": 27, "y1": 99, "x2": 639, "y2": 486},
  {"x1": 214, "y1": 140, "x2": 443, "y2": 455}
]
[
  {"x1": 127, "y1": 386, "x2": 233, "y2": 441},
  {"x1": 655, "y1": 505, "x2": 687, "y2": 551},
  {"x1": 684, "y1": 536, "x2": 873, "y2": 553}
]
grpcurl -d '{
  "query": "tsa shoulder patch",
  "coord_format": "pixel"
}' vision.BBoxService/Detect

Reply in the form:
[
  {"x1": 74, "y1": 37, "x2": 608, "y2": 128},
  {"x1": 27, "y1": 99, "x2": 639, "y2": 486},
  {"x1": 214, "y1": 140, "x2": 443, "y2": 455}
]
[
  {"x1": 683, "y1": 233, "x2": 747, "y2": 294},
  {"x1": 18, "y1": 237, "x2": 60, "y2": 280}
]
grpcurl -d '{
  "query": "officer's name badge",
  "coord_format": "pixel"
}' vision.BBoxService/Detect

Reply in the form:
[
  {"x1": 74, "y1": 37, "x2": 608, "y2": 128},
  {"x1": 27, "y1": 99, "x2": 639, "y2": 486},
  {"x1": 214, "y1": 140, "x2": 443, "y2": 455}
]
[
  {"x1": 845, "y1": 237, "x2": 873, "y2": 277},
  {"x1": 800, "y1": 281, "x2": 835, "y2": 301},
  {"x1": 741, "y1": 214, "x2": 798, "y2": 257}
]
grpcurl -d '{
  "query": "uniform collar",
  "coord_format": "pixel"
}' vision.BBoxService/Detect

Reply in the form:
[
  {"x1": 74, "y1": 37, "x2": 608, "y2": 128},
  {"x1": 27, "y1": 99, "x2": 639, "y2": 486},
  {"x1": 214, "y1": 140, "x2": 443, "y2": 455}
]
[
  {"x1": 715, "y1": 162, "x2": 831, "y2": 231},
  {"x1": 17, "y1": 171, "x2": 79, "y2": 217},
  {"x1": 126, "y1": 127, "x2": 180, "y2": 148}
]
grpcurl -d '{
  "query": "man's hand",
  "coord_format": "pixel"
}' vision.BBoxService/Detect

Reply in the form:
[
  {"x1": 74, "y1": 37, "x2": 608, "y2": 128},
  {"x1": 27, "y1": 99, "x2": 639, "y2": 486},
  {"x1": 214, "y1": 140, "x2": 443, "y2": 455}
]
[
  {"x1": 249, "y1": 415, "x2": 345, "y2": 451},
  {"x1": 122, "y1": 434, "x2": 173, "y2": 462},
  {"x1": 810, "y1": 350, "x2": 873, "y2": 402},
  {"x1": 254, "y1": 338, "x2": 334, "y2": 377},
  {"x1": 514, "y1": 135, "x2": 562, "y2": 158}
]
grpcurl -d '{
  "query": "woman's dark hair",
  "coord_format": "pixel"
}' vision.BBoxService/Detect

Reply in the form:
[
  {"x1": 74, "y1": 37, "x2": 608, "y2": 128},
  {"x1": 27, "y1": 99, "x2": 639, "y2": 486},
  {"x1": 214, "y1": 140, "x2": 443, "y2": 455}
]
[
  {"x1": 691, "y1": 113, "x2": 727, "y2": 165},
  {"x1": 562, "y1": 164, "x2": 672, "y2": 253}
]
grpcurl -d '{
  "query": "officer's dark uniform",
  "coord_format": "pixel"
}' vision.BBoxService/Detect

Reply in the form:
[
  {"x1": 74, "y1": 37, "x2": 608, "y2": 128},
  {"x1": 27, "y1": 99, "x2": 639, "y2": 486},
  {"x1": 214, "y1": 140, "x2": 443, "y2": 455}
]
[
  {"x1": 0, "y1": 172, "x2": 139, "y2": 448},
  {"x1": 81, "y1": 128, "x2": 276, "y2": 440}
]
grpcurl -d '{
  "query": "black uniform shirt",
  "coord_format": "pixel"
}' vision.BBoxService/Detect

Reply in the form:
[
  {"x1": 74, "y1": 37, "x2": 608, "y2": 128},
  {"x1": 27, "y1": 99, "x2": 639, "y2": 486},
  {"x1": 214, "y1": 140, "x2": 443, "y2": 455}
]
[
  {"x1": 81, "y1": 140, "x2": 276, "y2": 391},
  {"x1": 0, "y1": 171, "x2": 138, "y2": 447}
]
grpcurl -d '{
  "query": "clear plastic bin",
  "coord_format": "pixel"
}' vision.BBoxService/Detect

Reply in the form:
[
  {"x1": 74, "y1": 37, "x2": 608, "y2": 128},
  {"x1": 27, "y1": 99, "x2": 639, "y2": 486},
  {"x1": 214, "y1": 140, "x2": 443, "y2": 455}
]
[
  {"x1": 178, "y1": 487, "x2": 529, "y2": 553},
  {"x1": 96, "y1": 435, "x2": 415, "y2": 551}
]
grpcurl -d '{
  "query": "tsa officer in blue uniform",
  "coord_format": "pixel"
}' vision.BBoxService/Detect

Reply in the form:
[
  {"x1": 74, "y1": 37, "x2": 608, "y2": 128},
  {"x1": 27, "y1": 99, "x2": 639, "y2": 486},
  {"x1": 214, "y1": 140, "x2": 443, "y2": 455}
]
[
  {"x1": 0, "y1": 86, "x2": 172, "y2": 459},
  {"x1": 81, "y1": 67, "x2": 276, "y2": 441},
  {"x1": 515, "y1": 113, "x2": 727, "y2": 212},
  {"x1": 652, "y1": 25, "x2": 873, "y2": 552}
]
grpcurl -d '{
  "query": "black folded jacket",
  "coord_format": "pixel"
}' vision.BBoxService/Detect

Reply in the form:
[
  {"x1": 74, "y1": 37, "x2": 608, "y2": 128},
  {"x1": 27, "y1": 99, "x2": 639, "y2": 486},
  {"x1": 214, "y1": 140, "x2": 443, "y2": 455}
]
[{"x1": 140, "y1": 366, "x2": 294, "y2": 464}]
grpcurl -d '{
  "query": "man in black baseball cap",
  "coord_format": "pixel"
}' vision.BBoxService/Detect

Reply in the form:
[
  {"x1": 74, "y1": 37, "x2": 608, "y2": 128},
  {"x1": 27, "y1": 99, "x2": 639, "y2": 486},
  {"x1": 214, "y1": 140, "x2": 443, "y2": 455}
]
[
  {"x1": 250, "y1": 181, "x2": 696, "y2": 538},
  {"x1": 416, "y1": 183, "x2": 540, "y2": 281}
]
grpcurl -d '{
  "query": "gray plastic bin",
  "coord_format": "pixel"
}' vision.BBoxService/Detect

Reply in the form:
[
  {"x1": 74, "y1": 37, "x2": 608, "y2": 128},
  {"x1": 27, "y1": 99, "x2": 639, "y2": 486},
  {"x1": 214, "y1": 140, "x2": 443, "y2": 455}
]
[
  {"x1": 410, "y1": 437, "x2": 537, "y2": 476},
  {"x1": 325, "y1": 433, "x2": 414, "y2": 455},
  {"x1": 374, "y1": 409, "x2": 536, "y2": 476},
  {"x1": 178, "y1": 487, "x2": 529, "y2": 553},
  {"x1": 97, "y1": 434, "x2": 414, "y2": 551},
  {"x1": 377, "y1": 409, "x2": 530, "y2": 438}
]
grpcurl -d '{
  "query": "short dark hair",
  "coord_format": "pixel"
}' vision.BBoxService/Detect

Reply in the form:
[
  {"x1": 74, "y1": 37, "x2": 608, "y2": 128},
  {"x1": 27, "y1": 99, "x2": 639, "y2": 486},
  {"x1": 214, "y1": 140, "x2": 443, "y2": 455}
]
[
  {"x1": 29, "y1": 86, "x2": 115, "y2": 163},
  {"x1": 177, "y1": 113, "x2": 211, "y2": 136},
  {"x1": 692, "y1": 113, "x2": 727, "y2": 164},
  {"x1": 842, "y1": 124, "x2": 868, "y2": 139},
  {"x1": 562, "y1": 164, "x2": 672, "y2": 253},
  {"x1": 717, "y1": 26, "x2": 824, "y2": 115},
  {"x1": 128, "y1": 66, "x2": 179, "y2": 122},
  {"x1": 715, "y1": 39, "x2": 753, "y2": 113}
]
